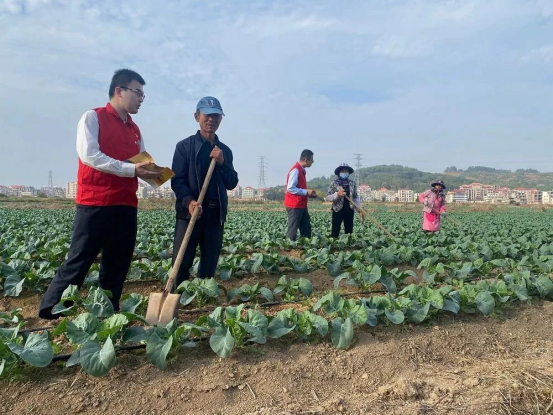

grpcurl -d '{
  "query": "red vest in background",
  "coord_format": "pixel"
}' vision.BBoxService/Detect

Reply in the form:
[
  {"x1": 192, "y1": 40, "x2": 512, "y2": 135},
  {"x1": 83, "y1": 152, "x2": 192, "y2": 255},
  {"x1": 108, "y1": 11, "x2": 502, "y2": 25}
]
[
  {"x1": 76, "y1": 103, "x2": 141, "y2": 207},
  {"x1": 284, "y1": 162, "x2": 308, "y2": 209}
]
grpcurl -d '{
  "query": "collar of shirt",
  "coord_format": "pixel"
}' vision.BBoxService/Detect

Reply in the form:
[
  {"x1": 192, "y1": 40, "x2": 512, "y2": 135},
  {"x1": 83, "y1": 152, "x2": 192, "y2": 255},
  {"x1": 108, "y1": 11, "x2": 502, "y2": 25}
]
[
  {"x1": 106, "y1": 102, "x2": 135, "y2": 125},
  {"x1": 195, "y1": 130, "x2": 220, "y2": 146}
]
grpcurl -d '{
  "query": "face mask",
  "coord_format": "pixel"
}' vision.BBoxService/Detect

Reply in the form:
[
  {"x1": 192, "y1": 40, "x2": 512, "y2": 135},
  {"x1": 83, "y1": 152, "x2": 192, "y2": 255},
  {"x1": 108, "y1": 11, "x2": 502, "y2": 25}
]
[{"x1": 339, "y1": 173, "x2": 350, "y2": 179}]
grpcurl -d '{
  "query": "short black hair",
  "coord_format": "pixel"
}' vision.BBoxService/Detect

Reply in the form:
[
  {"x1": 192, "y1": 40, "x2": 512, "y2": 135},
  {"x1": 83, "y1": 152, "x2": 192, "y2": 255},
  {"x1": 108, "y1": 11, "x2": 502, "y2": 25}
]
[
  {"x1": 109, "y1": 69, "x2": 146, "y2": 98},
  {"x1": 300, "y1": 149, "x2": 314, "y2": 161}
]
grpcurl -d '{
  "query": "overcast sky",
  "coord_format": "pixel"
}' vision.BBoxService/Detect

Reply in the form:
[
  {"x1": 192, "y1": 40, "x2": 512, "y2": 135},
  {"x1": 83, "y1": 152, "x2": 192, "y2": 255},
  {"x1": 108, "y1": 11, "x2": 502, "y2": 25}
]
[{"x1": 1, "y1": 0, "x2": 552, "y2": 188}]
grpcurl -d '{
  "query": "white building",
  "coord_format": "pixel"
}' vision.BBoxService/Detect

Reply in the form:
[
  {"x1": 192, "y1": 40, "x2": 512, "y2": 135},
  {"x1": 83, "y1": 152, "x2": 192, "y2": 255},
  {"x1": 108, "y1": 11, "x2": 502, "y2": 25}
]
[
  {"x1": 161, "y1": 187, "x2": 175, "y2": 199},
  {"x1": 452, "y1": 189, "x2": 469, "y2": 203},
  {"x1": 9, "y1": 185, "x2": 24, "y2": 197},
  {"x1": 242, "y1": 186, "x2": 255, "y2": 199},
  {"x1": 542, "y1": 191, "x2": 553, "y2": 204},
  {"x1": 358, "y1": 184, "x2": 371, "y2": 202},
  {"x1": 227, "y1": 186, "x2": 242, "y2": 198},
  {"x1": 20, "y1": 187, "x2": 38, "y2": 197},
  {"x1": 66, "y1": 182, "x2": 78, "y2": 199},
  {"x1": 371, "y1": 187, "x2": 388, "y2": 201},
  {"x1": 370, "y1": 188, "x2": 382, "y2": 201},
  {"x1": 40, "y1": 186, "x2": 65, "y2": 197},
  {"x1": 397, "y1": 189, "x2": 414, "y2": 203},
  {"x1": 459, "y1": 183, "x2": 496, "y2": 201},
  {"x1": 483, "y1": 187, "x2": 511, "y2": 204},
  {"x1": 512, "y1": 188, "x2": 541, "y2": 204},
  {"x1": 137, "y1": 182, "x2": 148, "y2": 199},
  {"x1": 147, "y1": 186, "x2": 174, "y2": 199},
  {"x1": 0, "y1": 185, "x2": 16, "y2": 196},
  {"x1": 255, "y1": 188, "x2": 268, "y2": 201},
  {"x1": 385, "y1": 190, "x2": 399, "y2": 202}
]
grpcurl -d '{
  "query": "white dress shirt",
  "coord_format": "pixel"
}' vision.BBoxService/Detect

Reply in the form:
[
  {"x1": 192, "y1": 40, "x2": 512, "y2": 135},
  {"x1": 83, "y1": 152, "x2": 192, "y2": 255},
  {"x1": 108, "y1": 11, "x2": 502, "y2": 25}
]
[
  {"x1": 76, "y1": 110, "x2": 145, "y2": 177},
  {"x1": 286, "y1": 167, "x2": 308, "y2": 196}
]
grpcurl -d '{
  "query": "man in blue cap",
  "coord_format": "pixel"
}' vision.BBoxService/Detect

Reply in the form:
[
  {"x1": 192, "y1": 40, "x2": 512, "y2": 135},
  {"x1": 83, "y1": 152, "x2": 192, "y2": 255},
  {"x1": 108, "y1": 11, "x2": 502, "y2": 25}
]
[{"x1": 171, "y1": 96, "x2": 239, "y2": 284}]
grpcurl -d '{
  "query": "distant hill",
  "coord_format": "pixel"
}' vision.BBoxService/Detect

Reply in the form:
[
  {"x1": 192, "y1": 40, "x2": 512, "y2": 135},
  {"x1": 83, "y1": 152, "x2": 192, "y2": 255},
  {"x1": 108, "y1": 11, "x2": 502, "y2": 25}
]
[{"x1": 305, "y1": 165, "x2": 553, "y2": 192}]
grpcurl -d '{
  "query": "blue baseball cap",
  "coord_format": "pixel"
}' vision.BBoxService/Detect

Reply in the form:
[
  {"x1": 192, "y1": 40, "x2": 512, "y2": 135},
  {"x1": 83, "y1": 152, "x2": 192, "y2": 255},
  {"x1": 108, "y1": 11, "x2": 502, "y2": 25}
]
[{"x1": 196, "y1": 96, "x2": 224, "y2": 116}]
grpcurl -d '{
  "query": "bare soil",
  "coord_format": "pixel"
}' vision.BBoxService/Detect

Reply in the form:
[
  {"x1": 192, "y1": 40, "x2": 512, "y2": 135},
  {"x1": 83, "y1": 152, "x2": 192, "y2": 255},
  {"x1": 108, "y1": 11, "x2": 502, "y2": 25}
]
[{"x1": 2, "y1": 274, "x2": 553, "y2": 415}]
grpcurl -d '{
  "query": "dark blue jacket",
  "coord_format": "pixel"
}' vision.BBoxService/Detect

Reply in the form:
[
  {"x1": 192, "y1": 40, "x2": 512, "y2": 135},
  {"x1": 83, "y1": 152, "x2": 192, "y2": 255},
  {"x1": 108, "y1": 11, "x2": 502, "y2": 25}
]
[{"x1": 171, "y1": 131, "x2": 238, "y2": 223}]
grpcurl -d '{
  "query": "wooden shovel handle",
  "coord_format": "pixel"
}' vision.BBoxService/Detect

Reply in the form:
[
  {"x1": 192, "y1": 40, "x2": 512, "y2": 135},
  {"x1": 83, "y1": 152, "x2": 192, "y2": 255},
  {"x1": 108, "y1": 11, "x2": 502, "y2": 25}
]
[
  {"x1": 430, "y1": 207, "x2": 462, "y2": 227},
  {"x1": 164, "y1": 155, "x2": 218, "y2": 294},
  {"x1": 340, "y1": 191, "x2": 395, "y2": 239}
]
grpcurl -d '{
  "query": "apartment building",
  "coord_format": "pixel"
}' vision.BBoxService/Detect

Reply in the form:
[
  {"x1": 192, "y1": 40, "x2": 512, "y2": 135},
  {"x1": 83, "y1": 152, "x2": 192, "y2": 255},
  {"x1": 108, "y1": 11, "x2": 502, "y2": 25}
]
[
  {"x1": 66, "y1": 182, "x2": 78, "y2": 198},
  {"x1": 242, "y1": 186, "x2": 255, "y2": 199}
]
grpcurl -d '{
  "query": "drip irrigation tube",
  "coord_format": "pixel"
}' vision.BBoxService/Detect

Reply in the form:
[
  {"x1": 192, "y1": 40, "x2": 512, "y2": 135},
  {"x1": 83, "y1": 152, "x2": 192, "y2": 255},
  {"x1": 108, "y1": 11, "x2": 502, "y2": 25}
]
[{"x1": 50, "y1": 336, "x2": 211, "y2": 363}]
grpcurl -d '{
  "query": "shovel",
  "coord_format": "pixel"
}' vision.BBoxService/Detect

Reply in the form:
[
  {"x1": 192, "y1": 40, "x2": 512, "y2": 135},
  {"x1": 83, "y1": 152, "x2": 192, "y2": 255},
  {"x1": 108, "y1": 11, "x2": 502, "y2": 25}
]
[
  {"x1": 337, "y1": 187, "x2": 396, "y2": 239},
  {"x1": 145, "y1": 156, "x2": 217, "y2": 326}
]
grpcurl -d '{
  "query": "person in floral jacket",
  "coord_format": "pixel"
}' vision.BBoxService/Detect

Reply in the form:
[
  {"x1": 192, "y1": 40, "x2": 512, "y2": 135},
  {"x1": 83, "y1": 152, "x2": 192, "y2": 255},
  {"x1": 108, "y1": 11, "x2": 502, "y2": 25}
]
[
  {"x1": 419, "y1": 180, "x2": 446, "y2": 232},
  {"x1": 325, "y1": 163, "x2": 364, "y2": 237}
]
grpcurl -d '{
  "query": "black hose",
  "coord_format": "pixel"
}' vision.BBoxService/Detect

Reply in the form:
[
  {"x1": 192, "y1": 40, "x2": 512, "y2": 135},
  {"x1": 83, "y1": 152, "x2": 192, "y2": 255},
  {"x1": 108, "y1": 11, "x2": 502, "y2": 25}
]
[
  {"x1": 51, "y1": 344, "x2": 146, "y2": 362},
  {"x1": 50, "y1": 336, "x2": 211, "y2": 363},
  {"x1": 19, "y1": 326, "x2": 54, "y2": 334}
]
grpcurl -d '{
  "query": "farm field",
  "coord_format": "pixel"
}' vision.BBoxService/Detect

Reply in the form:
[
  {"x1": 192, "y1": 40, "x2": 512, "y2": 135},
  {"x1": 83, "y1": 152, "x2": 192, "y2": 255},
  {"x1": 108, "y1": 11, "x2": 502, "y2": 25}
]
[{"x1": 1, "y1": 202, "x2": 552, "y2": 414}]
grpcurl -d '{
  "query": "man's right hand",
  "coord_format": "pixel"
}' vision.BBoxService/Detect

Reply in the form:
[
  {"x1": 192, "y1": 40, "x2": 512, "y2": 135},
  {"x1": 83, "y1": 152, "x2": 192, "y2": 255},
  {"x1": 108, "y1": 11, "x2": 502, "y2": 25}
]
[
  {"x1": 337, "y1": 189, "x2": 346, "y2": 197},
  {"x1": 307, "y1": 189, "x2": 317, "y2": 197},
  {"x1": 188, "y1": 200, "x2": 202, "y2": 217},
  {"x1": 135, "y1": 161, "x2": 161, "y2": 180}
]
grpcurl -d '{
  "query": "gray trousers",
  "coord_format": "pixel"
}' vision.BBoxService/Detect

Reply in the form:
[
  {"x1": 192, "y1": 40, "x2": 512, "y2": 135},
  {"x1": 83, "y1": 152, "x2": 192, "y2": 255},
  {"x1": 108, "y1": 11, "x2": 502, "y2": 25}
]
[{"x1": 286, "y1": 207, "x2": 312, "y2": 240}]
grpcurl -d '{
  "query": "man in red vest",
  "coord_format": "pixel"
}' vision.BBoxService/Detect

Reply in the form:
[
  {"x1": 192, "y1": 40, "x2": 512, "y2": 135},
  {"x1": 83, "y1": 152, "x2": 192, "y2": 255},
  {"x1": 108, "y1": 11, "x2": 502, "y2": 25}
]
[
  {"x1": 39, "y1": 69, "x2": 160, "y2": 320},
  {"x1": 284, "y1": 149, "x2": 317, "y2": 240}
]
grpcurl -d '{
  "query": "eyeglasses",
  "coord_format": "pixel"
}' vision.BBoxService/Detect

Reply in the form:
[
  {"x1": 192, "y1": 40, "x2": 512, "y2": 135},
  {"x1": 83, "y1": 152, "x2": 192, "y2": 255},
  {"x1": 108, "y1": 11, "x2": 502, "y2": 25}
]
[{"x1": 119, "y1": 86, "x2": 145, "y2": 99}]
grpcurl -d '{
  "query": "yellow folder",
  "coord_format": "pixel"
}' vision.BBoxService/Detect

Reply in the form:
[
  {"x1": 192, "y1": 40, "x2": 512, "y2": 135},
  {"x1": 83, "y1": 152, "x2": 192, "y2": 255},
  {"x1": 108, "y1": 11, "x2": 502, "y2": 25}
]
[{"x1": 128, "y1": 151, "x2": 175, "y2": 189}]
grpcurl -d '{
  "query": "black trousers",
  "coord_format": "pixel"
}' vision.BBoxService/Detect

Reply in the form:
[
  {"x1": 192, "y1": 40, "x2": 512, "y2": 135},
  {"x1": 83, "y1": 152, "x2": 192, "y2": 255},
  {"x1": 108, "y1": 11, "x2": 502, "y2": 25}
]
[
  {"x1": 286, "y1": 207, "x2": 312, "y2": 241},
  {"x1": 173, "y1": 204, "x2": 224, "y2": 286},
  {"x1": 39, "y1": 205, "x2": 137, "y2": 319},
  {"x1": 331, "y1": 204, "x2": 354, "y2": 237}
]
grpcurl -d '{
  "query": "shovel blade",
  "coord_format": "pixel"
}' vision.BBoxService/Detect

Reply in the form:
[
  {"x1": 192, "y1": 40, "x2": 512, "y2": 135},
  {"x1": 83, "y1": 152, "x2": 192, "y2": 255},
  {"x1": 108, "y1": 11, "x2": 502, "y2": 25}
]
[
  {"x1": 158, "y1": 294, "x2": 181, "y2": 327},
  {"x1": 145, "y1": 292, "x2": 165, "y2": 326}
]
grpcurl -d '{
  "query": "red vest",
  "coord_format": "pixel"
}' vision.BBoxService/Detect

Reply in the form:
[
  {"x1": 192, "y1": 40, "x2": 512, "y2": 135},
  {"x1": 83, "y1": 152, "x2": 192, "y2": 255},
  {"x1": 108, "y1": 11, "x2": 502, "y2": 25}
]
[
  {"x1": 76, "y1": 103, "x2": 141, "y2": 207},
  {"x1": 284, "y1": 162, "x2": 308, "y2": 208}
]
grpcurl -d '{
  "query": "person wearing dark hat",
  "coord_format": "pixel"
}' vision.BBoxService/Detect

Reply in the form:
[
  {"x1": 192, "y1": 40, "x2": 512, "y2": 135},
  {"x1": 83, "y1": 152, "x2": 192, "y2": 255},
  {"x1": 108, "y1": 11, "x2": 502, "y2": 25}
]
[
  {"x1": 170, "y1": 96, "x2": 239, "y2": 284},
  {"x1": 325, "y1": 163, "x2": 364, "y2": 238},
  {"x1": 418, "y1": 180, "x2": 446, "y2": 232}
]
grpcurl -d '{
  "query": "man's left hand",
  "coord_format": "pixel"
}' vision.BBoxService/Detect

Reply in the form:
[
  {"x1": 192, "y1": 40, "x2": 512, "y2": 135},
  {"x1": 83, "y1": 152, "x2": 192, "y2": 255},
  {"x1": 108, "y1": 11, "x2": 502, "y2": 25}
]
[{"x1": 210, "y1": 147, "x2": 224, "y2": 165}]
